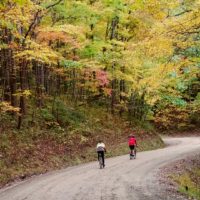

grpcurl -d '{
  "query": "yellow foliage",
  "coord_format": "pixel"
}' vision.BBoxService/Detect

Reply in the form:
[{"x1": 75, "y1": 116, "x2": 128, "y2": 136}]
[
  {"x1": 14, "y1": 41, "x2": 62, "y2": 64},
  {"x1": 0, "y1": 101, "x2": 20, "y2": 113}
]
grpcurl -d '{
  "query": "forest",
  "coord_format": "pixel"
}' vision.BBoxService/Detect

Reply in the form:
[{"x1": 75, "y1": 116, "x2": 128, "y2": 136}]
[
  {"x1": 0, "y1": 0, "x2": 199, "y2": 192},
  {"x1": 0, "y1": 0, "x2": 199, "y2": 130}
]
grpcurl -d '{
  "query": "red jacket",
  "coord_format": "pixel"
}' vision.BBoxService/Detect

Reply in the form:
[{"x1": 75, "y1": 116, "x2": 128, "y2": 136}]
[{"x1": 128, "y1": 137, "x2": 136, "y2": 146}]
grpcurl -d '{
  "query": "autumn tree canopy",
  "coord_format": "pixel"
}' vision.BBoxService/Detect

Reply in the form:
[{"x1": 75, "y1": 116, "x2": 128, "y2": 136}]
[{"x1": 0, "y1": 0, "x2": 199, "y2": 130}]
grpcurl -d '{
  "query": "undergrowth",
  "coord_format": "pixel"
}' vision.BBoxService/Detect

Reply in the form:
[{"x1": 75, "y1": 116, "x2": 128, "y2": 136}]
[
  {"x1": 0, "y1": 102, "x2": 164, "y2": 188},
  {"x1": 172, "y1": 155, "x2": 200, "y2": 200},
  {"x1": 175, "y1": 169, "x2": 200, "y2": 200}
]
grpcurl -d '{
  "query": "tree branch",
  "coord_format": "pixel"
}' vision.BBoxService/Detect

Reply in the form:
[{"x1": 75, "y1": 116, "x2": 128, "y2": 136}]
[
  {"x1": 23, "y1": 0, "x2": 64, "y2": 45},
  {"x1": 174, "y1": 9, "x2": 192, "y2": 17},
  {"x1": 46, "y1": 0, "x2": 63, "y2": 9},
  {"x1": 23, "y1": 10, "x2": 41, "y2": 42}
]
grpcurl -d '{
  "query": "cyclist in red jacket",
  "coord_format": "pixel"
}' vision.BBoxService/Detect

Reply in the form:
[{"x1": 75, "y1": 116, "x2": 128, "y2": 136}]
[{"x1": 128, "y1": 135, "x2": 137, "y2": 158}]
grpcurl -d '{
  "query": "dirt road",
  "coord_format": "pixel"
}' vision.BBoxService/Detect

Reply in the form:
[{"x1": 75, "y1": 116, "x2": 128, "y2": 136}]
[{"x1": 0, "y1": 137, "x2": 199, "y2": 200}]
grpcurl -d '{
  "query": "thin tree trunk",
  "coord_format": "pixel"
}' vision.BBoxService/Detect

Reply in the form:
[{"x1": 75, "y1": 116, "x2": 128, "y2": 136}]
[
  {"x1": 17, "y1": 60, "x2": 27, "y2": 129},
  {"x1": 9, "y1": 49, "x2": 17, "y2": 107}
]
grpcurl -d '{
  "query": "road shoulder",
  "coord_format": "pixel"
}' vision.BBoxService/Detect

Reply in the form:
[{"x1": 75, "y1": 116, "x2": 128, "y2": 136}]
[{"x1": 157, "y1": 153, "x2": 200, "y2": 200}]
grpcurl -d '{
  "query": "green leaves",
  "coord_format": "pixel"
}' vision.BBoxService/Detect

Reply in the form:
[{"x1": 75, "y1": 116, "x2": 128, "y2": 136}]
[
  {"x1": 0, "y1": 0, "x2": 27, "y2": 6},
  {"x1": 81, "y1": 41, "x2": 108, "y2": 58},
  {"x1": 14, "y1": 0, "x2": 27, "y2": 6},
  {"x1": 162, "y1": 95, "x2": 187, "y2": 107},
  {"x1": 1, "y1": 0, "x2": 200, "y2": 130},
  {"x1": 60, "y1": 60, "x2": 81, "y2": 68}
]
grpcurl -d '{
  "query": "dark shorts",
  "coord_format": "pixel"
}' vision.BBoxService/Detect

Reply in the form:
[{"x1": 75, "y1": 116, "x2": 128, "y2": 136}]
[
  {"x1": 97, "y1": 151, "x2": 105, "y2": 165},
  {"x1": 129, "y1": 145, "x2": 135, "y2": 150}
]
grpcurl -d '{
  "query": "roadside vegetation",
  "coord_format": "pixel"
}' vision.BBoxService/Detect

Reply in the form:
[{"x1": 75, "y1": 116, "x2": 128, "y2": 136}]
[
  {"x1": 177, "y1": 169, "x2": 200, "y2": 200},
  {"x1": 173, "y1": 154, "x2": 200, "y2": 200},
  {"x1": 0, "y1": 104, "x2": 164, "y2": 187}
]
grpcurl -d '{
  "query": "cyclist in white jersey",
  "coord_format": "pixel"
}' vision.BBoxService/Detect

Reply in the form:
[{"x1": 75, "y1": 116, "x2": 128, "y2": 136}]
[{"x1": 96, "y1": 140, "x2": 106, "y2": 167}]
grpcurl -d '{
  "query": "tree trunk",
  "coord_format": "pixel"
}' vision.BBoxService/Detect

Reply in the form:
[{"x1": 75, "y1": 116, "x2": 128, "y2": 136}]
[
  {"x1": 9, "y1": 49, "x2": 17, "y2": 107},
  {"x1": 17, "y1": 60, "x2": 27, "y2": 129}
]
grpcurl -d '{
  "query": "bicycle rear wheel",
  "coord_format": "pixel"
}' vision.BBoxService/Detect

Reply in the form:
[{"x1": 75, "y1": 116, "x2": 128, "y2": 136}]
[
  {"x1": 134, "y1": 149, "x2": 137, "y2": 159},
  {"x1": 99, "y1": 156, "x2": 103, "y2": 169}
]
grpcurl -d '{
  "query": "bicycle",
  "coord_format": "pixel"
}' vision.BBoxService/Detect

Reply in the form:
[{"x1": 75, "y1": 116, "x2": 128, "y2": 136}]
[
  {"x1": 130, "y1": 148, "x2": 136, "y2": 160},
  {"x1": 98, "y1": 152, "x2": 104, "y2": 169}
]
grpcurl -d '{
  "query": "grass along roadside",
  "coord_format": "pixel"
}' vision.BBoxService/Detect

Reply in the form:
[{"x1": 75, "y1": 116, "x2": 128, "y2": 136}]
[
  {"x1": 174, "y1": 167, "x2": 200, "y2": 199},
  {"x1": 169, "y1": 154, "x2": 200, "y2": 200}
]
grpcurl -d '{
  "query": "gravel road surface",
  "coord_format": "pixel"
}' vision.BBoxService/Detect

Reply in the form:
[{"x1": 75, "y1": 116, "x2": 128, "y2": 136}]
[{"x1": 0, "y1": 137, "x2": 199, "y2": 200}]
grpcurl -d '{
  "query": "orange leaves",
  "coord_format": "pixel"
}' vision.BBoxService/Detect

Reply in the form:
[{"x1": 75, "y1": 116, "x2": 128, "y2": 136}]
[
  {"x1": 8, "y1": 41, "x2": 19, "y2": 49},
  {"x1": 0, "y1": 101, "x2": 20, "y2": 113},
  {"x1": 37, "y1": 31, "x2": 77, "y2": 46},
  {"x1": 102, "y1": 88, "x2": 112, "y2": 96},
  {"x1": 154, "y1": 104, "x2": 190, "y2": 130},
  {"x1": 36, "y1": 25, "x2": 86, "y2": 50}
]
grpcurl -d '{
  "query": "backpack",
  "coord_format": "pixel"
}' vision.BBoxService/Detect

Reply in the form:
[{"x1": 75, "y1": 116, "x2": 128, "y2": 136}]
[{"x1": 129, "y1": 137, "x2": 136, "y2": 146}]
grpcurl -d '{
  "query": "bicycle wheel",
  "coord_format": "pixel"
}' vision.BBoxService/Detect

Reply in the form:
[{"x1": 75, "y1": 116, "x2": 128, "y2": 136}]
[
  {"x1": 130, "y1": 150, "x2": 133, "y2": 160},
  {"x1": 134, "y1": 149, "x2": 136, "y2": 159},
  {"x1": 99, "y1": 156, "x2": 103, "y2": 169}
]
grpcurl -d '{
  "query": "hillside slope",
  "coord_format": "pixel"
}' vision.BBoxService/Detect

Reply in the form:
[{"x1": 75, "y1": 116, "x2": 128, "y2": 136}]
[{"x1": 0, "y1": 105, "x2": 163, "y2": 188}]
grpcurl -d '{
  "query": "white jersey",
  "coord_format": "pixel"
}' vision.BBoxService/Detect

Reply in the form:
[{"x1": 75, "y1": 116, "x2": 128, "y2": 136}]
[{"x1": 96, "y1": 142, "x2": 105, "y2": 152}]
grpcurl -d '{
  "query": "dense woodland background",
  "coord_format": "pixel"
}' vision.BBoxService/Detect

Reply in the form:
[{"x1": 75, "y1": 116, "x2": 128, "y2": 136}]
[
  {"x1": 0, "y1": 0, "x2": 199, "y2": 189},
  {"x1": 0, "y1": 0, "x2": 200, "y2": 130}
]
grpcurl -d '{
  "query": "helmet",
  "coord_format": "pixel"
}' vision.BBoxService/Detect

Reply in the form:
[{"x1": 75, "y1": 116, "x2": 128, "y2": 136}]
[{"x1": 98, "y1": 139, "x2": 103, "y2": 143}]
